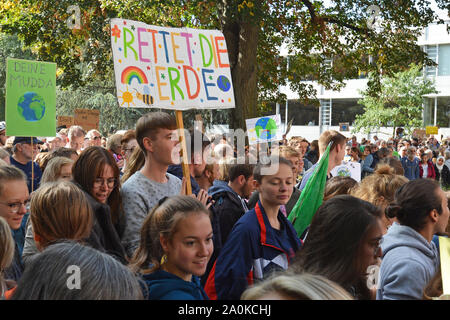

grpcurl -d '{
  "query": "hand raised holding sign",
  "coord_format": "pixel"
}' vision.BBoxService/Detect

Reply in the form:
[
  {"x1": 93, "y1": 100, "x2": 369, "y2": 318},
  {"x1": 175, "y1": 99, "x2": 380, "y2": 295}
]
[{"x1": 180, "y1": 177, "x2": 213, "y2": 209}]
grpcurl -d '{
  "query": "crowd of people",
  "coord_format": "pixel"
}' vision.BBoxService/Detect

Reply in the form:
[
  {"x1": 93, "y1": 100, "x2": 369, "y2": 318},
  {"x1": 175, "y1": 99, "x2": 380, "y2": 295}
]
[{"x1": 0, "y1": 116, "x2": 448, "y2": 301}]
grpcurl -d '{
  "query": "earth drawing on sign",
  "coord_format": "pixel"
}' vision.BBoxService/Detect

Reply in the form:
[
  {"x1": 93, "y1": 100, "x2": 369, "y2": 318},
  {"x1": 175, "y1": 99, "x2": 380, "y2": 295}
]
[
  {"x1": 255, "y1": 117, "x2": 278, "y2": 140},
  {"x1": 336, "y1": 167, "x2": 351, "y2": 177},
  {"x1": 17, "y1": 92, "x2": 46, "y2": 122}
]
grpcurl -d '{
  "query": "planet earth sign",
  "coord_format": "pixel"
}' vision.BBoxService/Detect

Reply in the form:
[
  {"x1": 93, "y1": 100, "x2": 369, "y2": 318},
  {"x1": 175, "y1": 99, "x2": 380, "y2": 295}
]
[
  {"x1": 255, "y1": 117, "x2": 278, "y2": 140},
  {"x1": 217, "y1": 75, "x2": 231, "y2": 92},
  {"x1": 17, "y1": 92, "x2": 46, "y2": 122}
]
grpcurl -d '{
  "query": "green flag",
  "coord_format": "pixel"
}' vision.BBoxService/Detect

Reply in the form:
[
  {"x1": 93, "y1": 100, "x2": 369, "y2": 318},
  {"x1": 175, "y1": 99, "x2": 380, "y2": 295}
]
[{"x1": 288, "y1": 142, "x2": 332, "y2": 237}]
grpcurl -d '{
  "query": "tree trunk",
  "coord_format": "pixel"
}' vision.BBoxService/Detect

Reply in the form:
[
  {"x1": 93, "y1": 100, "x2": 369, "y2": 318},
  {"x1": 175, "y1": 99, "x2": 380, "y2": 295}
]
[{"x1": 219, "y1": 2, "x2": 260, "y2": 131}]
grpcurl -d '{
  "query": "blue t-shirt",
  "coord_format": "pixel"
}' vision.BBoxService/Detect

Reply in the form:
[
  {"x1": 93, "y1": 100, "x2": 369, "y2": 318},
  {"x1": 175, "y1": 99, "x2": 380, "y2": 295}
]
[{"x1": 10, "y1": 156, "x2": 42, "y2": 192}]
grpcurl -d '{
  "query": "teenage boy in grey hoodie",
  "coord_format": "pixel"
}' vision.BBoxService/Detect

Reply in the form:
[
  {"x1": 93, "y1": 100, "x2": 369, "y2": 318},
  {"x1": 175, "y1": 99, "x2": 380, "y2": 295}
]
[{"x1": 376, "y1": 179, "x2": 449, "y2": 300}]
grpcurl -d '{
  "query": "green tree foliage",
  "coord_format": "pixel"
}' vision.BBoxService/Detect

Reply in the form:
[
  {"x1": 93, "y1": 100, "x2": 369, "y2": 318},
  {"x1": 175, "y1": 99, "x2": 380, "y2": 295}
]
[
  {"x1": 0, "y1": 33, "x2": 34, "y2": 121},
  {"x1": 1, "y1": 0, "x2": 449, "y2": 130},
  {"x1": 353, "y1": 63, "x2": 437, "y2": 135},
  {"x1": 56, "y1": 85, "x2": 148, "y2": 135}
]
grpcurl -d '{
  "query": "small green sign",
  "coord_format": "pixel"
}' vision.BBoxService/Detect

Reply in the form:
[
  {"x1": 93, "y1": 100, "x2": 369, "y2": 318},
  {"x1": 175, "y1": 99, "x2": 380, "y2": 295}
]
[{"x1": 6, "y1": 58, "x2": 56, "y2": 137}]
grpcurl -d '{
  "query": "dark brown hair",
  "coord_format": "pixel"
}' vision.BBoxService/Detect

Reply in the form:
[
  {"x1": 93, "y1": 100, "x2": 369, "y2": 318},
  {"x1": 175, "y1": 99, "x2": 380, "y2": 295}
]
[
  {"x1": 72, "y1": 146, "x2": 123, "y2": 225},
  {"x1": 323, "y1": 176, "x2": 358, "y2": 201},
  {"x1": 290, "y1": 195, "x2": 382, "y2": 300},
  {"x1": 385, "y1": 179, "x2": 443, "y2": 232},
  {"x1": 41, "y1": 148, "x2": 78, "y2": 173},
  {"x1": 120, "y1": 129, "x2": 136, "y2": 147},
  {"x1": 253, "y1": 157, "x2": 293, "y2": 184},
  {"x1": 135, "y1": 112, "x2": 177, "y2": 152},
  {"x1": 228, "y1": 157, "x2": 255, "y2": 182}
]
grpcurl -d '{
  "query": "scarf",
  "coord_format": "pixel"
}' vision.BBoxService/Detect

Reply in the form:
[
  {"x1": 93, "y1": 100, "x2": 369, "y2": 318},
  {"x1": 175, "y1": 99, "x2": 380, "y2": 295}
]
[{"x1": 436, "y1": 156, "x2": 445, "y2": 171}]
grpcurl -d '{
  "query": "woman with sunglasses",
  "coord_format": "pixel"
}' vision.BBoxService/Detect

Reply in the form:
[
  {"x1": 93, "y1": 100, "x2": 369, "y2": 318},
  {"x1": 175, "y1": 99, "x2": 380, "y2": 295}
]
[{"x1": 72, "y1": 146, "x2": 127, "y2": 264}]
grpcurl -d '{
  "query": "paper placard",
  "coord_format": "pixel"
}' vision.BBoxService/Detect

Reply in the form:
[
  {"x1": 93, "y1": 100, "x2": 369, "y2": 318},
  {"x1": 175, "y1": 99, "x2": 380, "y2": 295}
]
[
  {"x1": 330, "y1": 161, "x2": 361, "y2": 182},
  {"x1": 426, "y1": 126, "x2": 439, "y2": 135},
  {"x1": 412, "y1": 128, "x2": 427, "y2": 139},
  {"x1": 339, "y1": 122, "x2": 350, "y2": 132},
  {"x1": 439, "y1": 236, "x2": 450, "y2": 295},
  {"x1": 110, "y1": 18, "x2": 235, "y2": 110},
  {"x1": 57, "y1": 116, "x2": 74, "y2": 128},
  {"x1": 74, "y1": 109, "x2": 99, "y2": 132},
  {"x1": 6, "y1": 58, "x2": 56, "y2": 137},
  {"x1": 246, "y1": 114, "x2": 283, "y2": 145}
]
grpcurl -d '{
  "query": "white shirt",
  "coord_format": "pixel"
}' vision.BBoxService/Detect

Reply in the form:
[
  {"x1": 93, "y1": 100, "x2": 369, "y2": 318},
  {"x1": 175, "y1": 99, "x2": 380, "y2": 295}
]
[{"x1": 422, "y1": 164, "x2": 428, "y2": 178}]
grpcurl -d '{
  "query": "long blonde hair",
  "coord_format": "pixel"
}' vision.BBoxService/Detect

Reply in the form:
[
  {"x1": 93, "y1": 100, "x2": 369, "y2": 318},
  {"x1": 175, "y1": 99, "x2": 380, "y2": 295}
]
[
  {"x1": 351, "y1": 165, "x2": 408, "y2": 208},
  {"x1": 30, "y1": 181, "x2": 93, "y2": 249},
  {"x1": 129, "y1": 195, "x2": 209, "y2": 274},
  {"x1": 0, "y1": 217, "x2": 14, "y2": 297},
  {"x1": 121, "y1": 146, "x2": 145, "y2": 184},
  {"x1": 241, "y1": 272, "x2": 354, "y2": 300},
  {"x1": 40, "y1": 156, "x2": 74, "y2": 184}
]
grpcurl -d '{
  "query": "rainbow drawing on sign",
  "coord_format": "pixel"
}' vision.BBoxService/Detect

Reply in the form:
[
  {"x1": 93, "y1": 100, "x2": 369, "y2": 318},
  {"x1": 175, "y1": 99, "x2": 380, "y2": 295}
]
[{"x1": 121, "y1": 66, "x2": 148, "y2": 84}]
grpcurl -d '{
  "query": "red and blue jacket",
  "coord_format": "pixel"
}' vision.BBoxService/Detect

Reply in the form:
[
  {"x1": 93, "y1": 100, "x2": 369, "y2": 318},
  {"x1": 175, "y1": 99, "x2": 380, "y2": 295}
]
[{"x1": 204, "y1": 200, "x2": 302, "y2": 300}]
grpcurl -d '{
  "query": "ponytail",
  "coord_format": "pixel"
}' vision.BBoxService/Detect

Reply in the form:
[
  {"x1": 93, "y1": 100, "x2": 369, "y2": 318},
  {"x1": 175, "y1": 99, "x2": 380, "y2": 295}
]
[
  {"x1": 385, "y1": 203, "x2": 402, "y2": 219},
  {"x1": 387, "y1": 179, "x2": 442, "y2": 232}
]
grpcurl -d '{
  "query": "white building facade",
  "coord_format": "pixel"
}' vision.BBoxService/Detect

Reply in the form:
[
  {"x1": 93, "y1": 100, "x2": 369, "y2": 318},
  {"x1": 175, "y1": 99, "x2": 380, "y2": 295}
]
[{"x1": 281, "y1": 20, "x2": 450, "y2": 141}]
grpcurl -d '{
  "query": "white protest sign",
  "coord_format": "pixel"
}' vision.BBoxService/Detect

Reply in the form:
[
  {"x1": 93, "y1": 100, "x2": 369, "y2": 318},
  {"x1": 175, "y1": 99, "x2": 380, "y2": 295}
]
[
  {"x1": 111, "y1": 18, "x2": 235, "y2": 110},
  {"x1": 331, "y1": 161, "x2": 361, "y2": 182},
  {"x1": 246, "y1": 114, "x2": 283, "y2": 145}
]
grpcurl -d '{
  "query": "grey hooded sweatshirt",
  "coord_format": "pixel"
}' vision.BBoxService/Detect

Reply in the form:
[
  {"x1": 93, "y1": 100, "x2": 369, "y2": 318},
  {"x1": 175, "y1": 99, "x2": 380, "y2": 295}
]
[{"x1": 376, "y1": 223, "x2": 440, "y2": 300}]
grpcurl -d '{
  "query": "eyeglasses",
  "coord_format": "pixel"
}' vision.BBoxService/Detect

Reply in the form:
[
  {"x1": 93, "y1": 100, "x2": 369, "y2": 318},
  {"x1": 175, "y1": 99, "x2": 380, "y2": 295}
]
[
  {"x1": 92, "y1": 136, "x2": 101, "y2": 140},
  {"x1": 93, "y1": 178, "x2": 116, "y2": 189},
  {"x1": 0, "y1": 199, "x2": 31, "y2": 213},
  {"x1": 123, "y1": 146, "x2": 136, "y2": 153}
]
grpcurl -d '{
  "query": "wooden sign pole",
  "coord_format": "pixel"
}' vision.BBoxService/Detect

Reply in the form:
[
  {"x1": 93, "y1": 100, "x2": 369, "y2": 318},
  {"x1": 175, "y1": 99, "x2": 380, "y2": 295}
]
[
  {"x1": 31, "y1": 137, "x2": 34, "y2": 193},
  {"x1": 175, "y1": 110, "x2": 192, "y2": 195}
]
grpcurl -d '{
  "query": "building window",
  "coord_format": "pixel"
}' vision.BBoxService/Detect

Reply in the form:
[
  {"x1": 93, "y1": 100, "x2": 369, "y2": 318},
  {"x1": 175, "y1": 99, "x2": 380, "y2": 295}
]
[
  {"x1": 425, "y1": 45, "x2": 437, "y2": 77},
  {"x1": 438, "y1": 44, "x2": 450, "y2": 76}
]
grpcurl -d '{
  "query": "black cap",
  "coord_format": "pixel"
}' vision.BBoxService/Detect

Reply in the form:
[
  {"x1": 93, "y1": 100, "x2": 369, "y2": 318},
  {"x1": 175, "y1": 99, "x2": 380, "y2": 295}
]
[{"x1": 13, "y1": 137, "x2": 44, "y2": 145}]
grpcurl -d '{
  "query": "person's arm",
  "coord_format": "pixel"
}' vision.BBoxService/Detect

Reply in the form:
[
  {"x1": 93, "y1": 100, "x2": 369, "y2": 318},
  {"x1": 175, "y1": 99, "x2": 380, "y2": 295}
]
[
  {"x1": 299, "y1": 168, "x2": 314, "y2": 191},
  {"x1": 362, "y1": 154, "x2": 374, "y2": 173},
  {"x1": 21, "y1": 221, "x2": 39, "y2": 267},
  {"x1": 415, "y1": 160, "x2": 420, "y2": 180},
  {"x1": 430, "y1": 162, "x2": 436, "y2": 179},
  {"x1": 378, "y1": 259, "x2": 429, "y2": 300},
  {"x1": 204, "y1": 219, "x2": 256, "y2": 300},
  {"x1": 121, "y1": 187, "x2": 149, "y2": 258}
]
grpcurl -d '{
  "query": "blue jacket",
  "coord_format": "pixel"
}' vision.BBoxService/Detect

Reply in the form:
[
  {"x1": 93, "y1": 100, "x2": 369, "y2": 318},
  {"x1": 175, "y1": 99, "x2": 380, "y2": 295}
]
[
  {"x1": 202, "y1": 180, "x2": 248, "y2": 286},
  {"x1": 167, "y1": 164, "x2": 200, "y2": 195},
  {"x1": 401, "y1": 157, "x2": 420, "y2": 180},
  {"x1": 142, "y1": 269, "x2": 209, "y2": 300},
  {"x1": 5, "y1": 212, "x2": 29, "y2": 282},
  {"x1": 10, "y1": 156, "x2": 42, "y2": 193},
  {"x1": 204, "y1": 201, "x2": 302, "y2": 300},
  {"x1": 298, "y1": 163, "x2": 318, "y2": 191}
]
